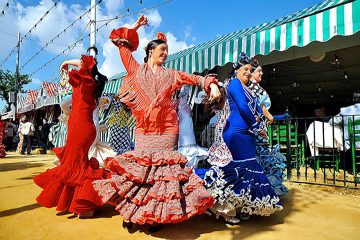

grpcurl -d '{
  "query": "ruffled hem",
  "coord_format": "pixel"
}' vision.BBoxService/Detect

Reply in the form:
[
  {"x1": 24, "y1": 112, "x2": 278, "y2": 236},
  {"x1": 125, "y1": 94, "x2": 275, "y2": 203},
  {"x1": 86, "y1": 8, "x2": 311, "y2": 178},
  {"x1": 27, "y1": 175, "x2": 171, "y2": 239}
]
[
  {"x1": 178, "y1": 145, "x2": 209, "y2": 168},
  {"x1": 109, "y1": 27, "x2": 139, "y2": 52},
  {"x1": 0, "y1": 144, "x2": 6, "y2": 157},
  {"x1": 202, "y1": 159, "x2": 283, "y2": 217},
  {"x1": 110, "y1": 149, "x2": 188, "y2": 167},
  {"x1": 105, "y1": 153, "x2": 193, "y2": 184},
  {"x1": 34, "y1": 158, "x2": 111, "y2": 214},
  {"x1": 256, "y1": 144, "x2": 288, "y2": 196},
  {"x1": 93, "y1": 151, "x2": 214, "y2": 224}
]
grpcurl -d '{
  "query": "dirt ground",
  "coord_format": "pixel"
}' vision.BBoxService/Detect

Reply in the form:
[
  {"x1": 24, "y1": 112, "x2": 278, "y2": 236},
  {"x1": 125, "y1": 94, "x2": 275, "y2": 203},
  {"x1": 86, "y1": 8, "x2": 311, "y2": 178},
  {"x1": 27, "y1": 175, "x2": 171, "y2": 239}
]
[{"x1": 0, "y1": 152, "x2": 359, "y2": 240}]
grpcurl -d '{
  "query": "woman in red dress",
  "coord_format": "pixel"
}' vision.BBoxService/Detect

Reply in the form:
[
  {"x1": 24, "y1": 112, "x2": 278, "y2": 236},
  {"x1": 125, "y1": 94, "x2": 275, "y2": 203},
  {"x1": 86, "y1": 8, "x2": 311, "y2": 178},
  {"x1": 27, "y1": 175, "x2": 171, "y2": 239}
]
[
  {"x1": 92, "y1": 15, "x2": 220, "y2": 232},
  {"x1": 0, "y1": 118, "x2": 6, "y2": 158},
  {"x1": 33, "y1": 55, "x2": 109, "y2": 218}
]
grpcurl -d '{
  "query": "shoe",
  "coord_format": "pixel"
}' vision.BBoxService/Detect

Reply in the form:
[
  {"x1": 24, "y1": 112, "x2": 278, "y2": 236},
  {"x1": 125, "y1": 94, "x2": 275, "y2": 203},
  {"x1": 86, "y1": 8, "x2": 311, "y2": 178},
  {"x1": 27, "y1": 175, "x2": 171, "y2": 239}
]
[
  {"x1": 123, "y1": 221, "x2": 136, "y2": 233},
  {"x1": 149, "y1": 224, "x2": 162, "y2": 233},
  {"x1": 225, "y1": 217, "x2": 240, "y2": 224},
  {"x1": 79, "y1": 210, "x2": 94, "y2": 219},
  {"x1": 20, "y1": 153, "x2": 25, "y2": 155},
  {"x1": 56, "y1": 210, "x2": 71, "y2": 216},
  {"x1": 27, "y1": 153, "x2": 31, "y2": 155},
  {"x1": 238, "y1": 212, "x2": 251, "y2": 221}
]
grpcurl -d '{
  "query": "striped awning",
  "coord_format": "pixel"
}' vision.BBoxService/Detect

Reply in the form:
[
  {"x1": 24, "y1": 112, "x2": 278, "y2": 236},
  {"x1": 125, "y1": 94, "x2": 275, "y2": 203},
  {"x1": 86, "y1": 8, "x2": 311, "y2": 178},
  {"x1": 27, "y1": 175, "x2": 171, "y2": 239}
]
[
  {"x1": 164, "y1": 0, "x2": 360, "y2": 73},
  {"x1": 103, "y1": 72, "x2": 126, "y2": 94}
]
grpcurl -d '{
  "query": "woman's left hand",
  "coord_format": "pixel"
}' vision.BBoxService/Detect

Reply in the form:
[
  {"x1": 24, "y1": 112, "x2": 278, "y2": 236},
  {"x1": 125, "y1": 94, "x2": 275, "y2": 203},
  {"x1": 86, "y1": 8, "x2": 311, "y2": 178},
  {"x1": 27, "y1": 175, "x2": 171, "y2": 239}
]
[{"x1": 208, "y1": 83, "x2": 221, "y2": 102}]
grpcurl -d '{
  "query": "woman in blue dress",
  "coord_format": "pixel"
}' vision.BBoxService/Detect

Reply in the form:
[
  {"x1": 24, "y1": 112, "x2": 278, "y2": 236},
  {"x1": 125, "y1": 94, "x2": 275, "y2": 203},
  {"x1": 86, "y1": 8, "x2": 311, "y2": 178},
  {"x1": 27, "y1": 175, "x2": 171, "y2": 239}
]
[
  {"x1": 247, "y1": 59, "x2": 288, "y2": 196},
  {"x1": 200, "y1": 52, "x2": 282, "y2": 223}
]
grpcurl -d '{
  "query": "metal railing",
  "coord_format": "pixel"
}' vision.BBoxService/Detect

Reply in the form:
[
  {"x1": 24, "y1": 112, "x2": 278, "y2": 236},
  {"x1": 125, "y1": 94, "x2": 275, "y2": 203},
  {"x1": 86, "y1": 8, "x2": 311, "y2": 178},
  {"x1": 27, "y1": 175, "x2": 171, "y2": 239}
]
[{"x1": 200, "y1": 115, "x2": 360, "y2": 189}]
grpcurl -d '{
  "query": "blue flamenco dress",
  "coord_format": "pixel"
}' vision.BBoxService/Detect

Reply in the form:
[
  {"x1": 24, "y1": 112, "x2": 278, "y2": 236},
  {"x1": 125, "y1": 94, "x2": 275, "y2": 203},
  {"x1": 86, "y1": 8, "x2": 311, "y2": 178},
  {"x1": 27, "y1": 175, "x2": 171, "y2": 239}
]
[
  {"x1": 199, "y1": 78, "x2": 282, "y2": 218},
  {"x1": 247, "y1": 80, "x2": 288, "y2": 196}
]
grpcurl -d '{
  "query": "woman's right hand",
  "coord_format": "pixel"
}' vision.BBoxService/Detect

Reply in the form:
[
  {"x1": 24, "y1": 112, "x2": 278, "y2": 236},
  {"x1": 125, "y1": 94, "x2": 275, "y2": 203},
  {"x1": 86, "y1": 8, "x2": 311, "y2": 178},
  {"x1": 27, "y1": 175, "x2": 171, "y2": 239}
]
[
  {"x1": 59, "y1": 61, "x2": 68, "y2": 73},
  {"x1": 132, "y1": 15, "x2": 149, "y2": 30}
]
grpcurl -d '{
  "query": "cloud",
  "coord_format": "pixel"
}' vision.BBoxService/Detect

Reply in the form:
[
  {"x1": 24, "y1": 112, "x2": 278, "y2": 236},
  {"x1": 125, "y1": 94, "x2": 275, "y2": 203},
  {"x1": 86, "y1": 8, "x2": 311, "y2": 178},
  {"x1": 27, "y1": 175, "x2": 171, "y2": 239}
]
[
  {"x1": 104, "y1": 0, "x2": 125, "y2": 16},
  {"x1": 145, "y1": 9, "x2": 162, "y2": 28},
  {"x1": 0, "y1": 0, "x2": 194, "y2": 82}
]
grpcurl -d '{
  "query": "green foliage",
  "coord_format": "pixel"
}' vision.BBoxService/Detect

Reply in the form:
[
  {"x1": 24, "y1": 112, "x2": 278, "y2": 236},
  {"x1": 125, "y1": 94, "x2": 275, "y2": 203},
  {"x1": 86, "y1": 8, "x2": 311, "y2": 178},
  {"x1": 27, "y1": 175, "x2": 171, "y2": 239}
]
[{"x1": 0, "y1": 69, "x2": 31, "y2": 110}]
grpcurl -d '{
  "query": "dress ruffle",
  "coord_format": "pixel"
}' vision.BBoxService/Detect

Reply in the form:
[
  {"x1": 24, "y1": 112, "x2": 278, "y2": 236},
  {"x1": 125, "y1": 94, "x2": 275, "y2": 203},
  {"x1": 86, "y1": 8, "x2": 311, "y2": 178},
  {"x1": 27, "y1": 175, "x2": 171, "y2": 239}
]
[
  {"x1": 178, "y1": 145, "x2": 209, "y2": 169},
  {"x1": 199, "y1": 158, "x2": 282, "y2": 217},
  {"x1": 109, "y1": 27, "x2": 139, "y2": 52},
  {"x1": 256, "y1": 137, "x2": 288, "y2": 196},
  {"x1": 93, "y1": 150, "x2": 213, "y2": 224},
  {"x1": 34, "y1": 161, "x2": 110, "y2": 214}
]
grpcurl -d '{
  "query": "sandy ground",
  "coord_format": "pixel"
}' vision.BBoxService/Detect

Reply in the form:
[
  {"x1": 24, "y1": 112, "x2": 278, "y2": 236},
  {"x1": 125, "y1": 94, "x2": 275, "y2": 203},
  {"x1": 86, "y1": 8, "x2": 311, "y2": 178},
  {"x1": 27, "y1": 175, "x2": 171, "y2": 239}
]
[{"x1": 0, "y1": 152, "x2": 360, "y2": 240}]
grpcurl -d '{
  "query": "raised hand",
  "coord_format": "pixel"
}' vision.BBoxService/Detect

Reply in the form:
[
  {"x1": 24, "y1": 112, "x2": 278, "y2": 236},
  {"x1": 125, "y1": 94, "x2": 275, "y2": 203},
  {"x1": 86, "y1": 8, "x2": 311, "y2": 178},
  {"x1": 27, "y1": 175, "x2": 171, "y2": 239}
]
[
  {"x1": 59, "y1": 61, "x2": 68, "y2": 73},
  {"x1": 131, "y1": 15, "x2": 149, "y2": 30}
]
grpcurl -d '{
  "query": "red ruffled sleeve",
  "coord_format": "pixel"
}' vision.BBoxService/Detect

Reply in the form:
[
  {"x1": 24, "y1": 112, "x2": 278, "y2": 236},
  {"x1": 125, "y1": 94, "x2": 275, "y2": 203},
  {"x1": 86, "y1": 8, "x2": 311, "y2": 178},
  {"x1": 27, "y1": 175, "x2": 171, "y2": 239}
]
[
  {"x1": 109, "y1": 28, "x2": 139, "y2": 52},
  {"x1": 68, "y1": 55, "x2": 95, "y2": 87},
  {"x1": 109, "y1": 27, "x2": 140, "y2": 78}
]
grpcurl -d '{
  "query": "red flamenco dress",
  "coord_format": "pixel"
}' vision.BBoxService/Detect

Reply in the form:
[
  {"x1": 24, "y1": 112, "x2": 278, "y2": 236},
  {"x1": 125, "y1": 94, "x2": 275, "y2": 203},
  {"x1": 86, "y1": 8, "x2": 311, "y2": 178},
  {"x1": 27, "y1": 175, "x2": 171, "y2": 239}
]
[
  {"x1": 0, "y1": 120, "x2": 6, "y2": 158},
  {"x1": 33, "y1": 55, "x2": 109, "y2": 214},
  {"x1": 92, "y1": 27, "x2": 215, "y2": 225}
]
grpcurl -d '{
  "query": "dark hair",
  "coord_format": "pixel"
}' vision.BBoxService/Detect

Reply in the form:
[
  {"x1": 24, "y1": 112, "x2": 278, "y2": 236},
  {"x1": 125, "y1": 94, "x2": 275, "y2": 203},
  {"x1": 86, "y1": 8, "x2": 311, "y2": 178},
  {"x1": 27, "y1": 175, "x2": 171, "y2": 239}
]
[
  {"x1": 91, "y1": 64, "x2": 108, "y2": 101},
  {"x1": 250, "y1": 57, "x2": 260, "y2": 72},
  {"x1": 229, "y1": 52, "x2": 252, "y2": 77},
  {"x1": 144, "y1": 39, "x2": 167, "y2": 63}
]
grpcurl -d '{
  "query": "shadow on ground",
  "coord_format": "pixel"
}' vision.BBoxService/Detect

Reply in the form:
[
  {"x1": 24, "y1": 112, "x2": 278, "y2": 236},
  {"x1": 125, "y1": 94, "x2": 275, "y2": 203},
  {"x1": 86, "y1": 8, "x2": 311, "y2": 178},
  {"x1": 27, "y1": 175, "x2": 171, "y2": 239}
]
[
  {"x1": 127, "y1": 189, "x2": 300, "y2": 240},
  {"x1": 16, "y1": 172, "x2": 43, "y2": 180},
  {"x1": 0, "y1": 162, "x2": 45, "y2": 172},
  {"x1": 0, "y1": 203, "x2": 41, "y2": 218}
]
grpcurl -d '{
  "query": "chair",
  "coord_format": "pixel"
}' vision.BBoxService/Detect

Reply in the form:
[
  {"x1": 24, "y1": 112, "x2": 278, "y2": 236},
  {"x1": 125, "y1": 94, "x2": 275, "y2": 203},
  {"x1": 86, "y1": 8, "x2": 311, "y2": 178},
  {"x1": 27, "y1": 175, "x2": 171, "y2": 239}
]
[
  {"x1": 314, "y1": 147, "x2": 340, "y2": 172},
  {"x1": 348, "y1": 118, "x2": 360, "y2": 175},
  {"x1": 305, "y1": 121, "x2": 342, "y2": 172},
  {"x1": 268, "y1": 121, "x2": 304, "y2": 170}
]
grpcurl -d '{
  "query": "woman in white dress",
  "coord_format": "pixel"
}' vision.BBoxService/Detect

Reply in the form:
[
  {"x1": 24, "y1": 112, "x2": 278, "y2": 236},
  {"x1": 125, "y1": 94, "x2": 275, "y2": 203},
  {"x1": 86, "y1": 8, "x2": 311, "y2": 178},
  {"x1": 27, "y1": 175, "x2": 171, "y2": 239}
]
[{"x1": 178, "y1": 85, "x2": 208, "y2": 168}]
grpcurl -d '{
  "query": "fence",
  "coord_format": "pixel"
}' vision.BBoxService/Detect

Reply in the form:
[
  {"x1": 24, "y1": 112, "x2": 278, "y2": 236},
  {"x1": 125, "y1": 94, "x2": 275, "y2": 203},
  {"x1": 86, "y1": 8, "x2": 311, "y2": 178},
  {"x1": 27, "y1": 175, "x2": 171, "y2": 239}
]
[{"x1": 201, "y1": 115, "x2": 360, "y2": 189}]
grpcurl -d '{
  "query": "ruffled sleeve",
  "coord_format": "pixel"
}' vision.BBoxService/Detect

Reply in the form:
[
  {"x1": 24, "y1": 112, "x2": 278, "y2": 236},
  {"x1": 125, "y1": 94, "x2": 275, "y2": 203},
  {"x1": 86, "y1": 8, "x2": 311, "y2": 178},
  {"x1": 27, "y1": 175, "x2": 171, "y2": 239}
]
[
  {"x1": 174, "y1": 71, "x2": 218, "y2": 94},
  {"x1": 68, "y1": 55, "x2": 95, "y2": 87},
  {"x1": 109, "y1": 27, "x2": 140, "y2": 76}
]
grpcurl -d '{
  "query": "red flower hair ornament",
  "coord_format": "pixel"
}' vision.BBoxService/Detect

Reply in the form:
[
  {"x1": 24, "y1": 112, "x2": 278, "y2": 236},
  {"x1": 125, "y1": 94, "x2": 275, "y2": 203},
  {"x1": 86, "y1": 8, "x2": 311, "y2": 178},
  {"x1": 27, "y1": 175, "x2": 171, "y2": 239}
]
[{"x1": 156, "y1": 32, "x2": 167, "y2": 42}]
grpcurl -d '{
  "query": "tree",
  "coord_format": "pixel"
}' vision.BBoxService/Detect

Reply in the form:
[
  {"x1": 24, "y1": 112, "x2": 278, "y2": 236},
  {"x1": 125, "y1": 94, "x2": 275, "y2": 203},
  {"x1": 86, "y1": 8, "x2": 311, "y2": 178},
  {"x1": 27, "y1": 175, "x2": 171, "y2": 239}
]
[{"x1": 0, "y1": 69, "x2": 31, "y2": 111}]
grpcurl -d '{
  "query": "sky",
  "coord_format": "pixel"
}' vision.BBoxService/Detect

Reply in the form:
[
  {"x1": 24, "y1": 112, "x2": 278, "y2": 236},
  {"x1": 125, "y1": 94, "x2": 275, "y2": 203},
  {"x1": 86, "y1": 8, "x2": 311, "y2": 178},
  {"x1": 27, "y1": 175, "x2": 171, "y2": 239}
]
[{"x1": 0, "y1": 0, "x2": 324, "y2": 111}]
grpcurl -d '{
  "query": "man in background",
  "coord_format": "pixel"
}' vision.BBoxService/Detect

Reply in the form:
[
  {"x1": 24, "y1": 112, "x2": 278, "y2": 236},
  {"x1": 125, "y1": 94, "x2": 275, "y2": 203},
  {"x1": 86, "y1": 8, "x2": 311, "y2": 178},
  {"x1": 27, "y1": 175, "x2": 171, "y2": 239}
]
[{"x1": 20, "y1": 117, "x2": 35, "y2": 155}]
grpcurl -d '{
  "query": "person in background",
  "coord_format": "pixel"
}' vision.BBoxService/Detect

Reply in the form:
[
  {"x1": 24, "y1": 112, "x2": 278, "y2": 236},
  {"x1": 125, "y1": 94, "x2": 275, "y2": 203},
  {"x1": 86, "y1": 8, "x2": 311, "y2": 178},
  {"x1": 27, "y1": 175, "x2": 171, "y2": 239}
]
[
  {"x1": 178, "y1": 85, "x2": 209, "y2": 169},
  {"x1": 0, "y1": 117, "x2": 6, "y2": 158},
  {"x1": 40, "y1": 118, "x2": 51, "y2": 153},
  {"x1": 17, "y1": 115, "x2": 26, "y2": 154},
  {"x1": 21, "y1": 117, "x2": 35, "y2": 155},
  {"x1": 5, "y1": 120, "x2": 16, "y2": 151},
  {"x1": 247, "y1": 58, "x2": 288, "y2": 196},
  {"x1": 329, "y1": 92, "x2": 360, "y2": 150}
]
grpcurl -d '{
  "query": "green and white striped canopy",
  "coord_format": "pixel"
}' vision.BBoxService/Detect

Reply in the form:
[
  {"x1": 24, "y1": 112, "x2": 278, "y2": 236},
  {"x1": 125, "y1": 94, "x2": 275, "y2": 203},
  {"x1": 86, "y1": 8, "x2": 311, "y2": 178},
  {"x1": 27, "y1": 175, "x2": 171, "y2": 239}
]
[
  {"x1": 103, "y1": 72, "x2": 126, "y2": 94},
  {"x1": 164, "y1": 0, "x2": 360, "y2": 74}
]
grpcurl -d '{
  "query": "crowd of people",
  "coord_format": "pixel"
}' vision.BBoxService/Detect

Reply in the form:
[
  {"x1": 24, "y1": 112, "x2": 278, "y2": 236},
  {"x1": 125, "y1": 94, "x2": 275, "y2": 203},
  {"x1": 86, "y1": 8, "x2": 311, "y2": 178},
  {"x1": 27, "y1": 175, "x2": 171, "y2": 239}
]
[
  {"x1": 0, "y1": 115, "x2": 55, "y2": 157},
  {"x1": 28, "y1": 15, "x2": 290, "y2": 234},
  {"x1": 0, "y1": 15, "x2": 356, "y2": 235}
]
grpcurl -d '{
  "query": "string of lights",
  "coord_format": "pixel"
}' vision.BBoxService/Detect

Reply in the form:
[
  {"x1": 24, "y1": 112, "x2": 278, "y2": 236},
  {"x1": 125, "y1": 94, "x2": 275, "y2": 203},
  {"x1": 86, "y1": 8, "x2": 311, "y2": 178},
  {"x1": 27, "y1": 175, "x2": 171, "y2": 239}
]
[
  {"x1": 43, "y1": 22, "x2": 91, "y2": 85},
  {"x1": 0, "y1": 0, "x2": 61, "y2": 67},
  {"x1": 19, "y1": 0, "x2": 104, "y2": 71},
  {"x1": 0, "y1": 0, "x2": 13, "y2": 20},
  {"x1": 28, "y1": 0, "x2": 172, "y2": 79}
]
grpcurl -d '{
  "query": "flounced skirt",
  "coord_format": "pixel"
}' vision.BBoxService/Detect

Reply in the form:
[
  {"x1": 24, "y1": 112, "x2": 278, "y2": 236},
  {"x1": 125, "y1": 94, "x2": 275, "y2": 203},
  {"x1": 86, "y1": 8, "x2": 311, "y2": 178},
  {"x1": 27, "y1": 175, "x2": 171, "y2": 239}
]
[
  {"x1": 93, "y1": 134, "x2": 213, "y2": 225},
  {"x1": 196, "y1": 157, "x2": 282, "y2": 218}
]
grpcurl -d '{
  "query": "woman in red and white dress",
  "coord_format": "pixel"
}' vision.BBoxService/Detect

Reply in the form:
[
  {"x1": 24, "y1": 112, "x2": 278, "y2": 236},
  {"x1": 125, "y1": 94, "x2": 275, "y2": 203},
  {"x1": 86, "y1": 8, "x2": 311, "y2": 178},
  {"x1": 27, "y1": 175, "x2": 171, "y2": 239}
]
[{"x1": 92, "y1": 15, "x2": 220, "y2": 232}]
